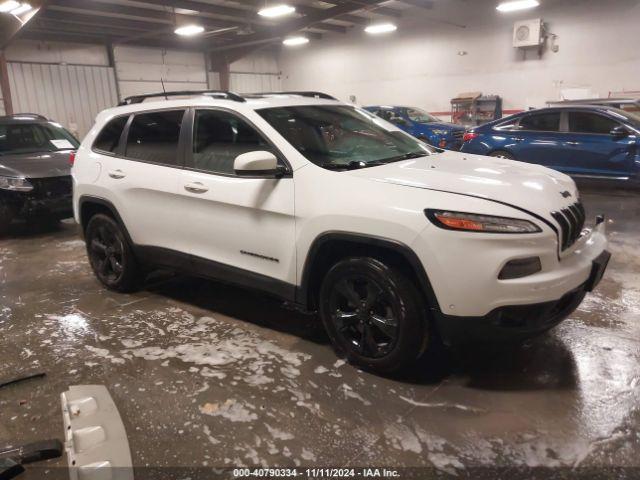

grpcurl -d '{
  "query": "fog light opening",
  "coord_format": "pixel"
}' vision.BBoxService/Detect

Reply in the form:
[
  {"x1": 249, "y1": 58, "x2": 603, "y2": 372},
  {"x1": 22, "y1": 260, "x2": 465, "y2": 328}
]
[{"x1": 499, "y1": 257, "x2": 541, "y2": 280}]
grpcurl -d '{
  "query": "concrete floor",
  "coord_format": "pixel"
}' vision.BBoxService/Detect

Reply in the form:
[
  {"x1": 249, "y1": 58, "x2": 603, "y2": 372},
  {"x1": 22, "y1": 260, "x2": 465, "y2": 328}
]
[{"x1": 1, "y1": 185, "x2": 639, "y2": 479}]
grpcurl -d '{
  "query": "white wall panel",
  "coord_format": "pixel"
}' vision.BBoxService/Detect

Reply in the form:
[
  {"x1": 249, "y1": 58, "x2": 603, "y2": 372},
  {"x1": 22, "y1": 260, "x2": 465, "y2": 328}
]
[
  {"x1": 6, "y1": 40, "x2": 108, "y2": 66},
  {"x1": 7, "y1": 62, "x2": 118, "y2": 139},
  {"x1": 281, "y1": 0, "x2": 640, "y2": 114}
]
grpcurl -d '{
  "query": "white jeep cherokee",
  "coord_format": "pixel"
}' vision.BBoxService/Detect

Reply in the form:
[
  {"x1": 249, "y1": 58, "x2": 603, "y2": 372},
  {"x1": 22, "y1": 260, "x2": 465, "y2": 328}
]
[{"x1": 72, "y1": 91, "x2": 610, "y2": 373}]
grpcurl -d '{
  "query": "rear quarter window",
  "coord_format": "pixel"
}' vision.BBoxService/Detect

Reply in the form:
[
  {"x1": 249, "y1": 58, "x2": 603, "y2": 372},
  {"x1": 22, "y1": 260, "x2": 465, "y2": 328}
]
[{"x1": 93, "y1": 115, "x2": 129, "y2": 153}]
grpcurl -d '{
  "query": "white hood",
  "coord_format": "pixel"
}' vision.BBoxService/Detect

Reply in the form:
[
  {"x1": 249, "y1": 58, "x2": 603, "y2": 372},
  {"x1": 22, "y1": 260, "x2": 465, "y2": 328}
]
[{"x1": 347, "y1": 151, "x2": 579, "y2": 219}]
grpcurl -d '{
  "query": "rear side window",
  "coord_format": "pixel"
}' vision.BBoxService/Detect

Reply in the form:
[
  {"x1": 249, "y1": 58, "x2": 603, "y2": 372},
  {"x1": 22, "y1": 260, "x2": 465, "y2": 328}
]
[
  {"x1": 125, "y1": 110, "x2": 185, "y2": 165},
  {"x1": 94, "y1": 116, "x2": 128, "y2": 153},
  {"x1": 192, "y1": 109, "x2": 271, "y2": 175},
  {"x1": 569, "y1": 112, "x2": 618, "y2": 134},
  {"x1": 519, "y1": 112, "x2": 561, "y2": 132}
]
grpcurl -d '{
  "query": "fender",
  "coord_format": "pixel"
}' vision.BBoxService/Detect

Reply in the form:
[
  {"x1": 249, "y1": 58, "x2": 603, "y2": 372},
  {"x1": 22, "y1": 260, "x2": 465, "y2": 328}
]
[{"x1": 296, "y1": 231, "x2": 442, "y2": 314}]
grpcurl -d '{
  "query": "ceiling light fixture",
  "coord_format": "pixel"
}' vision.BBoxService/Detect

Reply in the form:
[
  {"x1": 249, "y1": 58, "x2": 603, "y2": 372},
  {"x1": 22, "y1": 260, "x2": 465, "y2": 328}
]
[
  {"x1": 0, "y1": 1, "x2": 20, "y2": 12},
  {"x1": 174, "y1": 24, "x2": 205, "y2": 36},
  {"x1": 258, "y1": 4, "x2": 296, "y2": 18},
  {"x1": 496, "y1": 0, "x2": 540, "y2": 12},
  {"x1": 364, "y1": 23, "x2": 398, "y2": 34},
  {"x1": 282, "y1": 36, "x2": 309, "y2": 46},
  {"x1": 10, "y1": 2, "x2": 32, "y2": 15}
]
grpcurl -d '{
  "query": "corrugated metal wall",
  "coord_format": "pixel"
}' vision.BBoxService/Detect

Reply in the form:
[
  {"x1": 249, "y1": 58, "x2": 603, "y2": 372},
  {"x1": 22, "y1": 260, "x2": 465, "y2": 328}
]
[{"x1": 7, "y1": 62, "x2": 118, "y2": 138}]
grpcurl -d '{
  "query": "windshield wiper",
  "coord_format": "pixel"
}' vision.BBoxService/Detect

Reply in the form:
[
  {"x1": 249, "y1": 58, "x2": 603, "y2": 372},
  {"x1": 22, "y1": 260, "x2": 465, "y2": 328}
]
[{"x1": 380, "y1": 151, "x2": 428, "y2": 164}]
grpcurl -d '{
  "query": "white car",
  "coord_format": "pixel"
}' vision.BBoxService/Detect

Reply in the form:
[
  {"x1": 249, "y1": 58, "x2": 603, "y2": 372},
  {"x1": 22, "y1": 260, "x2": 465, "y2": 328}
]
[{"x1": 72, "y1": 91, "x2": 610, "y2": 373}]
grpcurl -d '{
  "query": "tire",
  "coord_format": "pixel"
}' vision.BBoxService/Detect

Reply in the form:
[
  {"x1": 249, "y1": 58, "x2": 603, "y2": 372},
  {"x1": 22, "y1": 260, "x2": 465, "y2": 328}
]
[
  {"x1": 85, "y1": 213, "x2": 141, "y2": 293},
  {"x1": 319, "y1": 257, "x2": 429, "y2": 373},
  {"x1": 489, "y1": 150, "x2": 515, "y2": 160}
]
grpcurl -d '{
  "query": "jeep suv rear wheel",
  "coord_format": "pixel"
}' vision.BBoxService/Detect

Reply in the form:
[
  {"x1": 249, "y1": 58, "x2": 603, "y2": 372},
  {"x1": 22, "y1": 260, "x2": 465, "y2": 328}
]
[
  {"x1": 85, "y1": 214, "x2": 141, "y2": 292},
  {"x1": 319, "y1": 257, "x2": 429, "y2": 373}
]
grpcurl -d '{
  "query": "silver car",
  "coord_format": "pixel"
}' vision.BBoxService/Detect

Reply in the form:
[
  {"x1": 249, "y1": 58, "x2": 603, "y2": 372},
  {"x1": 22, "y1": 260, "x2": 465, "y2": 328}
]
[{"x1": 0, "y1": 114, "x2": 78, "y2": 233}]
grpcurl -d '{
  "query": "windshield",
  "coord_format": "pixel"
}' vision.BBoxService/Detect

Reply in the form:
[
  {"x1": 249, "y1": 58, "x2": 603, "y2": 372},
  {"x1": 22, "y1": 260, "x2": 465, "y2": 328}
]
[
  {"x1": 258, "y1": 105, "x2": 434, "y2": 170},
  {"x1": 0, "y1": 121, "x2": 79, "y2": 156},
  {"x1": 406, "y1": 108, "x2": 441, "y2": 124}
]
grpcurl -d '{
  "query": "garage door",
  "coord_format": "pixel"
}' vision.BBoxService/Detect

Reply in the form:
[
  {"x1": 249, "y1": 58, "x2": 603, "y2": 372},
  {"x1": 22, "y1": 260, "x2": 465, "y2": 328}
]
[{"x1": 7, "y1": 62, "x2": 118, "y2": 139}]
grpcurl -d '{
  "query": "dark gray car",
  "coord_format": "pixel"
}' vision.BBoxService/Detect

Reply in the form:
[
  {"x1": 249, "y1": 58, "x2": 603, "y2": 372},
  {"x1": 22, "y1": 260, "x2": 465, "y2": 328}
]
[{"x1": 0, "y1": 114, "x2": 79, "y2": 233}]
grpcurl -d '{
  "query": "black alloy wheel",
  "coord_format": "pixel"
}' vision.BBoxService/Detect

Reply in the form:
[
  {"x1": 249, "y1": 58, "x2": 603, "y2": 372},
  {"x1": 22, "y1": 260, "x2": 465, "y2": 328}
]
[
  {"x1": 319, "y1": 257, "x2": 429, "y2": 373},
  {"x1": 329, "y1": 275, "x2": 398, "y2": 358},
  {"x1": 85, "y1": 214, "x2": 141, "y2": 292}
]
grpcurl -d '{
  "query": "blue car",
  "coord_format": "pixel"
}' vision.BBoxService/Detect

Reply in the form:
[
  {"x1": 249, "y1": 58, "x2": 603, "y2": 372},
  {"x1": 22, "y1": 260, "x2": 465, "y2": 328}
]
[
  {"x1": 460, "y1": 105, "x2": 640, "y2": 181},
  {"x1": 364, "y1": 105, "x2": 466, "y2": 150}
]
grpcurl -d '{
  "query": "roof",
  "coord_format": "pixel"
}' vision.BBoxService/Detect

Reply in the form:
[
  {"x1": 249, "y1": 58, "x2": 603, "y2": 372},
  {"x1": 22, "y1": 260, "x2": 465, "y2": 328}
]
[
  {"x1": 97, "y1": 92, "x2": 345, "y2": 120},
  {"x1": 0, "y1": 113, "x2": 51, "y2": 124}
]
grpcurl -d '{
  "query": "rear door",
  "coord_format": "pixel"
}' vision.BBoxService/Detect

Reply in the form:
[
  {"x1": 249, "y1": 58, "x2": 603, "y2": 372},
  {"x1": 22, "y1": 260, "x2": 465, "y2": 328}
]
[
  {"x1": 99, "y1": 109, "x2": 189, "y2": 257},
  {"x1": 563, "y1": 110, "x2": 636, "y2": 177},
  {"x1": 178, "y1": 108, "x2": 296, "y2": 297},
  {"x1": 511, "y1": 111, "x2": 565, "y2": 167}
]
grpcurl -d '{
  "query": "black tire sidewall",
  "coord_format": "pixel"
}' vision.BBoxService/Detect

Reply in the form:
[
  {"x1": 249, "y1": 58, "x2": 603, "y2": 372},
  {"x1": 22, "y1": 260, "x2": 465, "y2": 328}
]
[
  {"x1": 319, "y1": 257, "x2": 428, "y2": 373},
  {"x1": 490, "y1": 150, "x2": 515, "y2": 160},
  {"x1": 85, "y1": 214, "x2": 139, "y2": 292}
]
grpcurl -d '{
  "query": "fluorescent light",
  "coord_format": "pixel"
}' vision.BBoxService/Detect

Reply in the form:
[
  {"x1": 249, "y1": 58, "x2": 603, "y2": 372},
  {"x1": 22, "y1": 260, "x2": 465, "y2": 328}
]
[
  {"x1": 10, "y1": 3, "x2": 32, "y2": 15},
  {"x1": 0, "y1": 0, "x2": 19, "y2": 12},
  {"x1": 365, "y1": 23, "x2": 398, "y2": 34},
  {"x1": 283, "y1": 36, "x2": 309, "y2": 46},
  {"x1": 258, "y1": 4, "x2": 296, "y2": 18},
  {"x1": 496, "y1": 0, "x2": 540, "y2": 12},
  {"x1": 174, "y1": 24, "x2": 205, "y2": 36}
]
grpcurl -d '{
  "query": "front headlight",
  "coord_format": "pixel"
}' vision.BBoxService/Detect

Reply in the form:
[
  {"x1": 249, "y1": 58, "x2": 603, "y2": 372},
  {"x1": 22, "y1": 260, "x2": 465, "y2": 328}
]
[
  {"x1": 431, "y1": 129, "x2": 449, "y2": 136},
  {"x1": 0, "y1": 176, "x2": 33, "y2": 192},
  {"x1": 425, "y1": 209, "x2": 541, "y2": 233}
]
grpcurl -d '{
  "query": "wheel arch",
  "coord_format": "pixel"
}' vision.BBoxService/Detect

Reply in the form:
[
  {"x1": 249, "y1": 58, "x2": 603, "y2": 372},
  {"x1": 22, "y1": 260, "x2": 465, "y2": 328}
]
[
  {"x1": 488, "y1": 148, "x2": 516, "y2": 159},
  {"x1": 297, "y1": 231, "x2": 442, "y2": 315},
  {"x1": 78, "y1": 196, "x2": 134, "y2": 245}
]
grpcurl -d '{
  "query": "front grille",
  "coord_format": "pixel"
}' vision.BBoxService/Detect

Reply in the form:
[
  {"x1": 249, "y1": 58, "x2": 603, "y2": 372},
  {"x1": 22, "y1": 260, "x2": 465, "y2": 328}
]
[
  {"x1": 551, "y1": 201, "x2": 586, "y2": 251},
  {"x1": 29, "y1": 176, "x2": 72, "y2": 198}
]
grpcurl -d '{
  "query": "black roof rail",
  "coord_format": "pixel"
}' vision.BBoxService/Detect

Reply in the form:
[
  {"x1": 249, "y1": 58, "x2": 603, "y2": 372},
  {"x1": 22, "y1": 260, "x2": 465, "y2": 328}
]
[
  {"x1": 0, "y1": 113, "x2": 48, "y2": 121},
  {"x1": 244, "y1": 91, "x2": 337, "y2": 100},
  {"x1": 119, "y1": 90, "x2": 246, "y2": 106}
]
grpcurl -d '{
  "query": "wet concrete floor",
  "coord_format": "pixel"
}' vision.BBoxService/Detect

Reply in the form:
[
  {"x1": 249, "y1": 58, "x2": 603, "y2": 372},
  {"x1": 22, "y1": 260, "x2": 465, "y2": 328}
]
[{"x1": 0, "y1": 185, "x2": 638, "y2": 479}]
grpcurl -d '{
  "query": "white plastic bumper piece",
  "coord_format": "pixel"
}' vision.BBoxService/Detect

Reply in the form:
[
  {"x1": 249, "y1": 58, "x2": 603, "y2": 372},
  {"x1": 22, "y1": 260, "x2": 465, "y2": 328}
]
[{"x1": 61, "y1": 385, "x2": 134, "y2": 480}]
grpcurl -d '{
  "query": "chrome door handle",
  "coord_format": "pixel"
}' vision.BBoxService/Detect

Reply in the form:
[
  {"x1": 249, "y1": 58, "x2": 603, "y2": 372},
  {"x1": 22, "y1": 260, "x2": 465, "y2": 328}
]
[
  {"x1": 184, "y1": 182, "x2": 209, "y2": 194},
  {"x1": 513, "y1": 137, "x2": 525, "y2": 142},
  {"x1": 108, "y1": 169, "x2": 126, "y2": 179},
  {"x1": 566, "y1": 141, "x2": 580, "y2": 146}
]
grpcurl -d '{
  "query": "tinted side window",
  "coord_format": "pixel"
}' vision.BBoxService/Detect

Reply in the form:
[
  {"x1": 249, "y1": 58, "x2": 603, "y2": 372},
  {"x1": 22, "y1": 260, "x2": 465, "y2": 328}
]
[
  {"x1": 125, "y1": 110, "x2": 185, "y2": 165},
  {"x1": 94, "y1": 116, "x2": 128, "y2": 153},
  {"x1": 569, "y1": 112, "x2": 618, "y2": 134},
  {"x1": 519, "y1": 112, "x2": 561, "y2": 132},
  {"x1": 192, "y1": 110, "x2": 271, "y2": 175}
]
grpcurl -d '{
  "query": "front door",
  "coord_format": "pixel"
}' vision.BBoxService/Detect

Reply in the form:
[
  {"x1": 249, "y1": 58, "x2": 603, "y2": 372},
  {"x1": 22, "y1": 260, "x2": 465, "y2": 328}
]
[{"x1": 178, "y1": 108, "x2": 296, "y2": 297}]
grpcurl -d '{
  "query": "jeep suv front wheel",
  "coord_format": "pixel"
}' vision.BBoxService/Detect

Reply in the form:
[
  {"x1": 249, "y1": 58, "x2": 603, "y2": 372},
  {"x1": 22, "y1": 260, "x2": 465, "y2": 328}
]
[
  {"x1": 85, "y1": 214, "x2": 141, "y2": 293},
  {"x1": 319, "y1": 257, "x2": 429, "y2": 373}
]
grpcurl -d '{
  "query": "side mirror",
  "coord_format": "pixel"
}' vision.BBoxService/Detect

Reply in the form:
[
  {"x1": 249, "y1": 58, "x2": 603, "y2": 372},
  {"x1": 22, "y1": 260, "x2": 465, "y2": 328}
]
[
  {"x1": 610, "y1": 125, "x2": 629, "y2": 138},
  {"x1": 234, "y1": 151, "x2": 282, "y2": 177}
]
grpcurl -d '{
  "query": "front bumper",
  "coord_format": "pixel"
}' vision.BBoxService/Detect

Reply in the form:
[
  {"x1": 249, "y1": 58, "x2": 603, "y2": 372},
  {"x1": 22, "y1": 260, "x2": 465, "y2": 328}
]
[
  {"x1": 1, "y1": 176, "x2": 73, "y2": 221},
  {"x1": 412, "y1": 214, "x2": 609, "y2": 318},
  {"x1": 436, "y1": 249, "x2": 611, "y2": 345}
]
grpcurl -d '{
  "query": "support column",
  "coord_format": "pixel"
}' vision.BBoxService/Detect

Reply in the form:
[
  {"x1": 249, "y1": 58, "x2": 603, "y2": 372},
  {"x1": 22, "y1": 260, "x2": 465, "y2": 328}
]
[
  {"x1": 210, "y1": 53, "x2": 231, "y2": 91},
  {"x1": 0, "y1": 50, "x2": 13, "y2": 115}
]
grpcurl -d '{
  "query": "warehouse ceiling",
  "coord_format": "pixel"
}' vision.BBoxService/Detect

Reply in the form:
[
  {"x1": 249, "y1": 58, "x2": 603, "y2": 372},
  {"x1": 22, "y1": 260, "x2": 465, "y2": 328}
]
[{"x1": 7, "y1": 0, "x2": 436, "y2": 56}]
